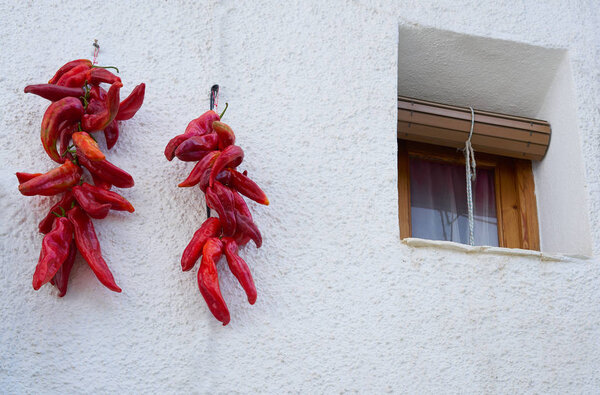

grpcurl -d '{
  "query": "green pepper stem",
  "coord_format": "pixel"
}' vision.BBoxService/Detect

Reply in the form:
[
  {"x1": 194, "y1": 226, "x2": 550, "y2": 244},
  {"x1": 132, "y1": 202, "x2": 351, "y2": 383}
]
[
  {"x1": 92, "y1": 65, "x2": 120, "y2": 73},
  {"x1": 51, "y1": 206, "x2": 67, "y2": 218},
  {"x1": 220, "y1": 102, "x2": 229, "y2": 119}
]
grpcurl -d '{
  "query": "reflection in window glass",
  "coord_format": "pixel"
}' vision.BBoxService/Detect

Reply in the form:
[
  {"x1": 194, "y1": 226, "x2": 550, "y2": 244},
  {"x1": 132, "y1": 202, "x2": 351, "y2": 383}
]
[{"x1": 409, "y1": 158, "x2": 498, "y2": 246}]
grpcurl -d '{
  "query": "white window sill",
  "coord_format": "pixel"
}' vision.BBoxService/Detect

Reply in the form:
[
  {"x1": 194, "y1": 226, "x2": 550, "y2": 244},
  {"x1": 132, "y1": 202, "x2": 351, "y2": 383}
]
[{"x1": 401, "y1": 238, "x2": 591, "y2": 262}]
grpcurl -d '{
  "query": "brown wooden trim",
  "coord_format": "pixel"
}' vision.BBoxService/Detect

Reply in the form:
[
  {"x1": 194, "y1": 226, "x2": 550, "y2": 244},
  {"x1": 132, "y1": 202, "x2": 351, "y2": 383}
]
[
  {"x1": 398, "y1": 122, "x2": 546, "y2": 160},
  {"x1": 495, "y1": 160, "x2": 522, "y2": 248},
  {"x1": 514, "y1": 160, "x2": 540, "y2": 250},
  {"x1": 398, "y1": 140, "x2": 411, "y2": 239},
  {"x1": 398, "y1": 109, "x2": 550, "y2": 145},
  {"x1": 398, "y1": 96, "x2": 551, "y2": 132}
]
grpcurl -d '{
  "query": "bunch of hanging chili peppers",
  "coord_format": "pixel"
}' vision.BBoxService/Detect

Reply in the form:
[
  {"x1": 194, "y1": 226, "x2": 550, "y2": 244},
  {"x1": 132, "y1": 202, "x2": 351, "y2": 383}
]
[
  {"x1": 18, "y1": 59, "x2": 145, "y2": 296},
  {"x1": 165, "y1": 107, "x2": 269, "y2": 325}
]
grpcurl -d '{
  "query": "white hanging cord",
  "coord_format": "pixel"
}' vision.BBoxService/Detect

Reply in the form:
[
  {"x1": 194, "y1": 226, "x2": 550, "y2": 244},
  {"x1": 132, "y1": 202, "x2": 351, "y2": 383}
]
[{"x1": 464, "y1": 106, "x2": 477, "y2": 246}]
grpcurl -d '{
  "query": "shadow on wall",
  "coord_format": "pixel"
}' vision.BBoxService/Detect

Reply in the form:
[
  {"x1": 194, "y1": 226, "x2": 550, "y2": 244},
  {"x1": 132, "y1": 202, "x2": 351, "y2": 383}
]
[{"x1": 398, "y1": 25, "x2": 592, "y2": 255}]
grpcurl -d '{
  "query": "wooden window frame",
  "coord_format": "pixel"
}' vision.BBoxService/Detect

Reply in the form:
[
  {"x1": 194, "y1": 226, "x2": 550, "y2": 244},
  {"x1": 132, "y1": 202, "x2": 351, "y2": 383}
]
[{"x1": 398, "y1": 139, "x2": 540, "y2": 250}]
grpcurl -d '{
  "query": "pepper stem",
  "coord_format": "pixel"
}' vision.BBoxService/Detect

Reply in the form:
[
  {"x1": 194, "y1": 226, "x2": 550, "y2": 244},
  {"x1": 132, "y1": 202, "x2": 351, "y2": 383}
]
[
  {"x1": 92, "y1": 65, "x2": 120, "y2": 73},
  {"x1": 51, "y1": 206, "x2": 67, "y2": 218},
  {"x1": 220, "y1": 102, "x2": 229, "y2": 119}
]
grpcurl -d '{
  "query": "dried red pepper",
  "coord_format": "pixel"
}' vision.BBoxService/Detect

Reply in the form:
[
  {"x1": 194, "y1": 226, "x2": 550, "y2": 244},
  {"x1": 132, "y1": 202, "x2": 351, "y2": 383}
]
[
  {"x1": 209, "y1": 145, "x2": 244, "y2": 187},
  {"x1": 48, "y1": 59, "x2": 92, "y2": 84},
  {"x1": 18, "y1": 159, "x2": 81, "y2": 196},
  {"x1": 222, "y1": 237, "x2": 257, "y2": 305},
  {"x1": 116, "y1": 83, "x2": 145, "y2": 121},
  {"x1": 164, "y1": 110, "x2": 220, "y2": 161},
  {"x1": 198, "y1": 237, "x2": 230, "y2": 325},
  {"x1": 32, "y1": 217, "x2": 73, "y2": 290},
  {"x1": 181, "y1": 217, "x2": 222, "y2": 271},
  {"x1": 178, "y1": 151, "x2": 220, "y2": 188},
  {"x1": 72, "y1": 131, "x2": 105, "y2": 161},
  {"x1": 68, "y1": 207, "x2": 121, "y2": 293},
  {"x1": 77, "y1": 153, "x2": 134, "y2": 188},
  {"x1": 72, "y1": 186, "x2": 112, "y2": 219},
  {"x1": 88, "y1": 68, "x2": 121, "y2": 85},
  {"x1": 24, "y1": 84, "x2": 85, "y2": 102},
  {"x1": 56, "y1": 64, "x2": 92, "y2": 87},
  {"x1": 223, "y1": 169, "x2": 269, "y2": 205},
  {"x1": 103, "y1": 120, "x2": 119, "y2": 150},
  {"x1": 79, "y1": 183, "x2": 134, "y2": 212},
  {"x1": 51, "y1": 239, "x2": 77, "y2": 297},
  {"x1": 212, "y1": 121, "x2": 236, "y2": 150},
  {"x1": 174, "y1": 134, "x2": 219, "y2": 162},
  {"x1": 40, "y1": 97, "x2": 84, "y2": 163}
]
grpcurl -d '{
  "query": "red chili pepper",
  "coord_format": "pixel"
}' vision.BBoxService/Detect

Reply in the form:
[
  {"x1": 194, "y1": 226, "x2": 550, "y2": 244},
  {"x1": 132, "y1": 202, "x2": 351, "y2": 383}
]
[
  {"x1": 205, "y1": 182, "x2": 236, "y2": 236},
  {"x1": 24, "y1": 84, "x2": 85, "y2": 102},
  {"x1": 48, "y1": 59, "x2": 92, "y2": 84},
  {"x1": 16, "y1": 172, "x2": 41, "y2": 183},
  {"x1": 72, "y1": 131, "x2": 105, "y2": 161},
  {"x1": 116, "y1": 83, "x2": 145, "y2": 121},
  {"x1": 67, "y1": 206, "x2": 121, "y2": 293},
  {"x1": 181, "y1": 217, "x2": 222, "y2": 271},
  {"x1": 39, "y1": 192, "x2": 75, "y2": 234},
  {"x1": 213, "y1": 181, "x2": 237, "y2": 236},
  {"x1": 88, "y1": 68, "x2": 121, "y2": 85},
  {"x1": 222, "y1": 237, "x2": 257, "y2": 304},
  {"x1": 235, "y1": 210, "x2": 262, "y2": 248},
  {"x1": 82, "y1": 82, "x2": 122, "y2": 132},
  {"x1": 56, "y1": 64, "x2": 92, "y2": 87},
  {"x1": 18, "y1": 160, "x2": 81, "y2": 196},
  {"x1": 185, "y1": 110, "x2": 221, "y2": 135},
  {"x1": 58, "y1": 121, "x2": 78, "y2": 160},
  {"x1": 77, "y1": 152, "x2": 134, "y2": 188},
  {"x1": 51, "y1": 238, "x2": 76, "y2": 297},
  {"x1": 224, "y1": 169, "x2": 269, "y2": 205},
  {"x1": 212, "y1": 121, "x2": 236, "y2": 150},
  {"x1": 32, "y1": 217, "x2": 73, "y2": 290},
  {"x1": 178, "y1": 151, "x2": 220, "y2": 188},
  {"x1": 231, "y1": 191, "x2": 252, "y2": 246},
  {"x1": 41, "y1": 97, "x2": 84, "y2": 163},
  {"x1": 103, "y1": 120, "x2": 119, "y2": 150},
  {"x1": 209, "y1": 145, "x2": 244, "y2": 187},
  {"x1": 91, "y1": 173, "x2": 112, "y2": 190},
  {"x1": 72, "y1": 186, "x2": 112, "y2": 219},
  {"x1": 197, "y1": 237, "x2": 230, "y2": 325},
  {"x1": 80, "y1": 183, "x2": 134, "y2": 212},
  {"x1": 174, "y1": 134, "x2": 219, "y2": 162},
  {"x1": 164, "y1": 111, "x2": 220, "y2": 161}
]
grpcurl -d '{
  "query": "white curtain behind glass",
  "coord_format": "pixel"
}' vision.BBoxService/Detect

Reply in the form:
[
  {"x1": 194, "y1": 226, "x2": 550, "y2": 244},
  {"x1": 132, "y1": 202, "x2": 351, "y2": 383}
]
[{"x1": 410, "y1": 158, "x2": 499, "y2": 246}]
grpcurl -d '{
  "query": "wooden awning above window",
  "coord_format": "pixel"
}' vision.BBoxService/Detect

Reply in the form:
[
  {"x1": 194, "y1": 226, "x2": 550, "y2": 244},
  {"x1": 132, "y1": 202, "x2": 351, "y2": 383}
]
[{"x1": 398, "y1": 96, "x2": 551, "y2": 161}]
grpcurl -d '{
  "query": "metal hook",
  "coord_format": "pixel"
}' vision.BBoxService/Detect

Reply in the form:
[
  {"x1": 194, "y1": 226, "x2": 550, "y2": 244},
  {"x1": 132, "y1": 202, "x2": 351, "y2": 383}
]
[{"x1": 210, "y1": 84, "x2": 219, "y2": 111}]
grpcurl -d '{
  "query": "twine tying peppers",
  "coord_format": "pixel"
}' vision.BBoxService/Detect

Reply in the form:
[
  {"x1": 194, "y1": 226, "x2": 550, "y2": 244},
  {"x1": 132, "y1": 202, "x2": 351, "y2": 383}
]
[
  {"x1": 18, "y1": 51, "x2": 145, "y2": 296},
  {"x1": 165, "y1": 96, "x2": 268, "y2": 326}
]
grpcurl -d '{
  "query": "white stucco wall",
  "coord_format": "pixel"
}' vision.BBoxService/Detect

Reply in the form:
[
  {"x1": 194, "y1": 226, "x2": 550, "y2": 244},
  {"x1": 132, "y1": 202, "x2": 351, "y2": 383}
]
[{"x1": 1, "y1": 1, "x2": 599, "y2": 393}]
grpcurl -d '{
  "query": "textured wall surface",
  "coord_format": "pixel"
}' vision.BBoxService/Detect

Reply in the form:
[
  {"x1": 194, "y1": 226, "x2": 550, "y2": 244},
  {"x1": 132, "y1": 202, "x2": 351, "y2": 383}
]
[{"x1": 1, "y1": 0, "x2": 599, "y2": 393}]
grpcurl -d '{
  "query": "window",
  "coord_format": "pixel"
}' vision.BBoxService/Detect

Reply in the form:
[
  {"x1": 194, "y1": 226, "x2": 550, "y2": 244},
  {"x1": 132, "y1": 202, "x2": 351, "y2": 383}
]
[{"x1": 398, "y1": 97, "x2": 543, "y2": 251}]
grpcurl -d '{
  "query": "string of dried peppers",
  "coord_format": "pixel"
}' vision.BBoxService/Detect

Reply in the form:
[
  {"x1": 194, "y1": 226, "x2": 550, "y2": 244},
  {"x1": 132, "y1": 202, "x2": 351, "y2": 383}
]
[
  {"x1": 165, "y1": 107, "x2": 268, "y2": 325},
  {"x1": 18, "y1": 59, "x2": 145, "y2": 296}
]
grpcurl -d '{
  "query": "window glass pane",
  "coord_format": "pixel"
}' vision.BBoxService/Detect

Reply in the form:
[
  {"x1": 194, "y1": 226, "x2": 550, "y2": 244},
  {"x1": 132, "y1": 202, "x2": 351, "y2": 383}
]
[{"x1": 409, "y1": 158, "x2": 498, "y2": 246}]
